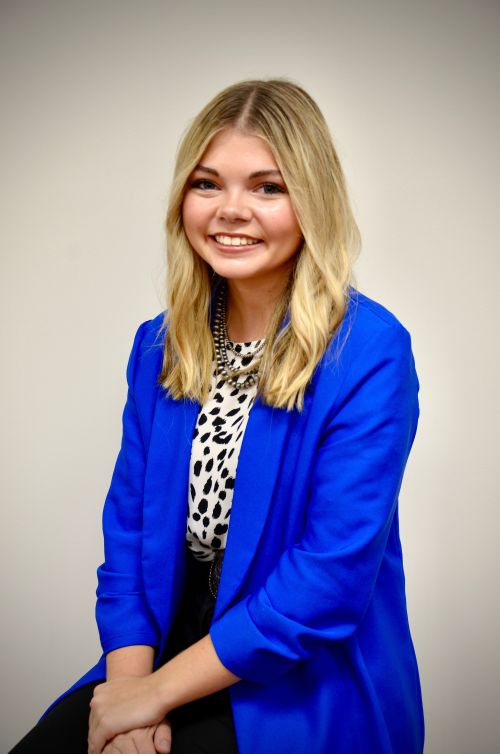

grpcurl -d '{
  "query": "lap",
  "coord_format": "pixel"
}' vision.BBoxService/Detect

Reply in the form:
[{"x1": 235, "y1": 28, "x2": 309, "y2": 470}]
[
  {"x1": 170, "y1": 697, "x2": 239, "y2": 754},
  {"x1": 8, "y1": 682, "x2": 238, "y2": 754},
  {"x1": 8, "y1": 681, "x2": 100, "y2": 754},
  {"x1": 9, "y1": 551, "x2": 239, "y2": 754}
]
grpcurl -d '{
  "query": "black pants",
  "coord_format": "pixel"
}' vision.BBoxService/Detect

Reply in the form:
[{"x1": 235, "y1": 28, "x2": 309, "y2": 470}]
[{"x1": 8, "y1": 549, "x2": 239, "y2": 754}]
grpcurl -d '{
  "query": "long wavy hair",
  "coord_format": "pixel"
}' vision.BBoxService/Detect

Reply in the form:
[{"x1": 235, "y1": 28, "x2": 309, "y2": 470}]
[{"x1": 159, "y1": 79, "x2": 360, "y2": 411}]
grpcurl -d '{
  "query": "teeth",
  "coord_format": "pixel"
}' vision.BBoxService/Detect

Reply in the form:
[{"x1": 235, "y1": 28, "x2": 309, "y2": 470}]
[{"x1": 214, "y1": 235, "x2": 260, "y2": 246}]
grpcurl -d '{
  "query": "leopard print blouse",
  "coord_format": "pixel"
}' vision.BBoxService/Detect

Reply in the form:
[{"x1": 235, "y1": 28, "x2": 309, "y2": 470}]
[{"x1": 186, "y1": 338, "x2": 263, "y2": 562}]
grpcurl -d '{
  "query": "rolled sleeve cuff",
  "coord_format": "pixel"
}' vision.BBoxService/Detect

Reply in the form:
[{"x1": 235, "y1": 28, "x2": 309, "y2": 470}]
[
  {"x1": 209, "y1": 596, "x2": 298, "y2": 685},
  {"x1": 100, "y1": 630, "x2": 159, "y2": 656},
  {"x1": 96, "y1": 594, "x2": 159, "y2": 655}
]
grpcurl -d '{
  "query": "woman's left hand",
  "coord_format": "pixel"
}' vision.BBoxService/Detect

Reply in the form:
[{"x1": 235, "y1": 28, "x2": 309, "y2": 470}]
[{"x1": 88, "y1": 675, "x2": 168, "y2": 754}]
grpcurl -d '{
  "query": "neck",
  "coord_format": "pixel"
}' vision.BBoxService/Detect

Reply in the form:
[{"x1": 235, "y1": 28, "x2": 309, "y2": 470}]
[{"x1": 224, "y1": 274, "x2": 290, "y2": 342}]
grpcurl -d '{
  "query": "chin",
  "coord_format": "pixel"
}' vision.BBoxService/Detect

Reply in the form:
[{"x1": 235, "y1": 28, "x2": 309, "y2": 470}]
[{"x1": 210, "y1": 262, "x2": 263, "y2": 281}]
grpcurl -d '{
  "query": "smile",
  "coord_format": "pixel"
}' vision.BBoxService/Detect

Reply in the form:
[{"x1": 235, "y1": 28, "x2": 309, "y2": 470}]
[{"x1": 213, "y1": 234, "x2": 261, "y2": 247}]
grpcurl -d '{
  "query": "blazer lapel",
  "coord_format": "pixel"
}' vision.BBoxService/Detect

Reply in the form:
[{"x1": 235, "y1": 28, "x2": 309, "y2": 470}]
[
  {"x1": 142, "y1": 384, "x2": 292, "y2": 634},
  {"x1": 142, "y1": 280, "x2": 221, "y2": 635},
  {"x1": 213, "y1": 397, "x2": 291, "y2": 618},
  {"x1": 142, "y1": 391, "x2": 199, "y2": 636}
]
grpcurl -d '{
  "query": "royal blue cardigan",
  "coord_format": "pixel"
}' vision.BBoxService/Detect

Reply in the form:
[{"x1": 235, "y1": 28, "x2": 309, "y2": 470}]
[{"x1": 44, "y1": 286, "x2": 424, "y2": 754}]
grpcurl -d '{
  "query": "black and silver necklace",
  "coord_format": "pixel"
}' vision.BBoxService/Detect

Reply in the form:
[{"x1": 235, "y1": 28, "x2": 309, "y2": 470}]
[{"x1": 213, "y1": 283, "x2": 265, "y2": 389}]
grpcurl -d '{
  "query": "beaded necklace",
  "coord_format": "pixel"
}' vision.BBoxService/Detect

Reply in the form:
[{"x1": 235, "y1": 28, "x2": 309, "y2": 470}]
[{"x1": 213, "y1": 282, "x2": 265, "y2": 389}]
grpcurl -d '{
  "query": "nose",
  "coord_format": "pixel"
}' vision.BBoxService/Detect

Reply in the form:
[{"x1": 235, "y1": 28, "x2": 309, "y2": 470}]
[{"x1": 215, "y1": 189, "x2": 251, "y2": 223}]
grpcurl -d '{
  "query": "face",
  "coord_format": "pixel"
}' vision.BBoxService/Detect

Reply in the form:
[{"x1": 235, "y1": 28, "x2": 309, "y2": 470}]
[{"x1": 182, "y1": 128, "x2": 303, "y2": 290}]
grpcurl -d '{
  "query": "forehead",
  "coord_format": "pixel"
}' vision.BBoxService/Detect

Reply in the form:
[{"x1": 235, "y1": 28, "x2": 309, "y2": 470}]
[{"x1": 198, "y1": 128, "x2": 278, "y2": 168}]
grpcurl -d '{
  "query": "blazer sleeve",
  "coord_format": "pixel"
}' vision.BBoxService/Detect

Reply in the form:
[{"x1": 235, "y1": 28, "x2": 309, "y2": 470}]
[
  {"x1": 209, "y1": 322, "x2": 420, "y2": 684},
  {"x1": 95, "y1": 320, "x2": 160, "y2": 655}
]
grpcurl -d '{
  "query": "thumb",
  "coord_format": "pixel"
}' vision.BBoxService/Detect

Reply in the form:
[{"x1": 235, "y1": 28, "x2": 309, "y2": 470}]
[{"x1": 154, "y1": 718, "x2": 172, "y2": 753}]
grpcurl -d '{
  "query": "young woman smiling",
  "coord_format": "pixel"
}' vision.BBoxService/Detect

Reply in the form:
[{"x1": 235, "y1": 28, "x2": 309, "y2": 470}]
[{"x1": 9, "y1": 79, "x2": 424, "y2": 754}]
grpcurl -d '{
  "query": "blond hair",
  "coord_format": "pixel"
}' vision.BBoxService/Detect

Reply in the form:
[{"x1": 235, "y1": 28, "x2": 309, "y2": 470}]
[{"x1": 159, "y1": 79, "x2": 360, "y2": 411}]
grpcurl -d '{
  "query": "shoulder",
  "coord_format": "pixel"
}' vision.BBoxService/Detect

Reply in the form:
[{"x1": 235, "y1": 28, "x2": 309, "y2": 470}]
[
  {"x1": 317, "y1": 287, "x2": 416, "y2": 387},
  {"x1": 345, "y1": 286, "x2": 411, "y2": 339},
  {"x1": 339, "y1": 286, "x2": 413, "y2": 352},
  {"x1": 139, "y1": 311, "x2": 167, "y2": 350},
  {"x1": 304, "y1": 288, "x2": 420, "y2": 427},
  {"x1": 126, "y1": 312, "x2": 166, "y2": 387}
]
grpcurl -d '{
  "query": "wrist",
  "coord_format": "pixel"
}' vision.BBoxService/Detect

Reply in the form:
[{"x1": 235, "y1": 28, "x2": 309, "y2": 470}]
[
  {"x1": 106, "y1": 644, "x2": 155, "y2": 681},
  {"x1": 151, "y1": 661, "x2": 176, "y2": 715},
  {"x1": 151, "y1": 634, "x2": 240, "y2": 714}
]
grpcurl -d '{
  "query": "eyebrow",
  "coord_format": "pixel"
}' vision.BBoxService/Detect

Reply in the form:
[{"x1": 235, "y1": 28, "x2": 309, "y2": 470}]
[{"x1": 195, "y1": 165, "x2": 283, "y2": 179}]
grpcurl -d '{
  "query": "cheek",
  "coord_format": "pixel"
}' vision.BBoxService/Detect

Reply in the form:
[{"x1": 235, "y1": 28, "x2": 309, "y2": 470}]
[
  {"x1": 259, "y1": 200, "x2": 300, "y2": 235},
  {"x1": 182, "y1": 196, "x2": 207, "y2": 236},
  {"x1": 267, "y1": 206, "x2": 302, "y2": 245}
]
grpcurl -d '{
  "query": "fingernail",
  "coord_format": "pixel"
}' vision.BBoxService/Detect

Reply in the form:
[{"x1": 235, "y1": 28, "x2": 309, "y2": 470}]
[{"x1": 160, "y1": 740, "x2": 171, "y2": 752}]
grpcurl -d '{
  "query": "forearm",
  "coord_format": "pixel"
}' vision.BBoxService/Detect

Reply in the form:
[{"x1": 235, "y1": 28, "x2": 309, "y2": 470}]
[
  {"x1": 154, "y1": 633, "x2": 241, "y2": 712},
  {"x1": 106, "y1": 644, "x2": 155, "y2": 680},
  {"x1": 88, "y1": 635, "x2": 241, "y2": 751}
]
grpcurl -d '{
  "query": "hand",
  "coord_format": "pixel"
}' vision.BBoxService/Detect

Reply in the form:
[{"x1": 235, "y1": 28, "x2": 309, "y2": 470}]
[
  {"x1": 100, "y1": 720, "x2": 172, "y2": 754},
  {"x1": 88, "y1": 676, "x2": 168, "y2": 754}
]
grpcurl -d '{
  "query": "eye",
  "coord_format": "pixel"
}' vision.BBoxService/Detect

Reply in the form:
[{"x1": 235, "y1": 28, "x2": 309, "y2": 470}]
[
  {"x1": 190, "y1": 179, "x2": 218, "y2": 191},
  {"x1": 258, "y1": 182, "x2": 286, "y2": 195}
]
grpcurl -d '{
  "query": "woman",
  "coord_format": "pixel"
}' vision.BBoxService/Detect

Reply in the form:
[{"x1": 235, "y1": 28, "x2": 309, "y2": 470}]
[{"x1": 10, "y1": 79, "x2": 424, "y2": 754}]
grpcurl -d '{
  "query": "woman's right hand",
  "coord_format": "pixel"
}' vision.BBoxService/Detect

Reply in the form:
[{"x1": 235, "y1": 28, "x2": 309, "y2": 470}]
[{"x1": 100, "y1": 718, "x2": 172, "y2": 754}]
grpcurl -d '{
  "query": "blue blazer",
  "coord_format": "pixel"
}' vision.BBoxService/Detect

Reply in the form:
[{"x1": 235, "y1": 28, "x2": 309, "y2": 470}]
[{"x1": 45, "y1": 286, "x2": 424, "y2": 754}]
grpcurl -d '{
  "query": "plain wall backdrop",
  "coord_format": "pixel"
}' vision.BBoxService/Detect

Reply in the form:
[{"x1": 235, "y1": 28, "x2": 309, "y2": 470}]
[{"x1": 1, "y1": 0, "x2": 499, "y2": 751}]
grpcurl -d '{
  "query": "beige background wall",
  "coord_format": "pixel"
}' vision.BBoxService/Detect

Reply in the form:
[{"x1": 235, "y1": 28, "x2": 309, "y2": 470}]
[{"x1": 1, "y1": 1, "x2": 499, "y2": 751}]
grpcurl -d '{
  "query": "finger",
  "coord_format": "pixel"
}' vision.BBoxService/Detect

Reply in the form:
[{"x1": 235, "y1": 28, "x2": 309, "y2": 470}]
[
  {"x1": 132, "y1": 727, "x2": 157, "y2": 754},
  {"x1": 153, "y1": 720, "x2": 172, "y2": 753},
  {"x1": 88, "y1": 717, "x2": 110, "y2": 754},
  {"x1": 102, "y1": 741, "x2": 119, "y2": 754},
  {"x1": 88, "y1": 702, "x2": 103, "y2": 754},
  {"x1": 104, "y1": 733, "x2": 136, "y2": 754},
  {"x1": 88, "y1": 698, "x2": 113, "y2": 754}
]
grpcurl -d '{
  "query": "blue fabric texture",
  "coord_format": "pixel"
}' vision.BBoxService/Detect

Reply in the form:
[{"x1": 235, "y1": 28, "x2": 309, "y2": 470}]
[{"x1": 43, "y1": 287, "x2": 424, "y2": 754}]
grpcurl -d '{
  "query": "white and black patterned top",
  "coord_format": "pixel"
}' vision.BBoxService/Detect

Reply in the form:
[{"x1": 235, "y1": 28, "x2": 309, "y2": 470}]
[{"x1": 186, "y1": 338, "x2": 264, "y2": 562}]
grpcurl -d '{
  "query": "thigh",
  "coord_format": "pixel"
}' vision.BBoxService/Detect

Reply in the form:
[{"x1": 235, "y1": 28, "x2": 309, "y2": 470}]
[
  {"x1": 170, "y1": 691, "x2": 239, "y2": 754},
  {"x1": 164, "y1": 551, "x2": 239, "y2": 753},
  {"x1": 7, "y1": 681, "x2": 101, "y2": 754}
]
